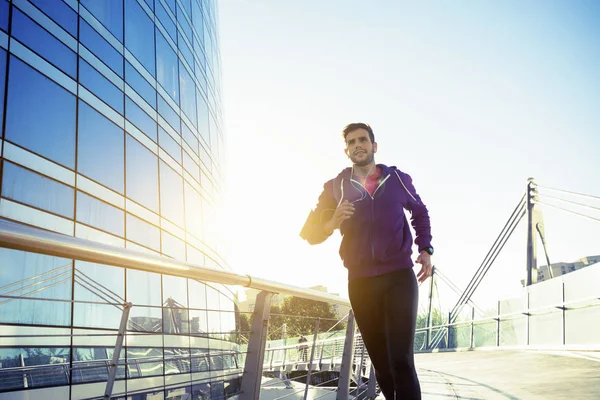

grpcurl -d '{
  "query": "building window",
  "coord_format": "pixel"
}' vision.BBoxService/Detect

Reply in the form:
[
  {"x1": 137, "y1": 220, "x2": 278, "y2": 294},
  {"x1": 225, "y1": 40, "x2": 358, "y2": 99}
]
[
  {"x1": 80, "y1": 0, "x2": 124, "y2": 42},
  {"x1": 0, "y1": 248, "x2": 72, "y2": 327},
  {"x1": 11, "y1": 9, "x2": 77, "y2": 79},
  {"x1": 2, "y1": 161, "x2": 74, "y2": 218},
  {"x1": 79, "y1": 59, "x2": 124, "y2": 115},
  {"x1": 78, "y1": 100, "x2": 125, "y2": 193},
  {"x1": 159, "y1": 161, "x2": 185, "y2": 227},
  {"x1": 124, "y1": 0, "x2": 156, "y2": 77},
  {"x1": 80, "y1": 18, "x2": 124, "y2": 78},
  {"x1": 5, "y1": 56, "x2": 76, "y2": 169},
  {"x1": 126, "y1": 135, "x2": 159, "y2": 212},
  {"x1": 76, "y1": 192, "x2": 125, "y2": 237},
  {"x1": 156, "y1": 29, "x2": 179, "y2": 104}
]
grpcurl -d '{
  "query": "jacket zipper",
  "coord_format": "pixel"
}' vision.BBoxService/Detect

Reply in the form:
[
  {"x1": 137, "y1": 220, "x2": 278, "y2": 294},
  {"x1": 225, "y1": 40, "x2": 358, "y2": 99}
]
[{"x1": 350, "y1": 174, "x2": 391, "y2": 261}]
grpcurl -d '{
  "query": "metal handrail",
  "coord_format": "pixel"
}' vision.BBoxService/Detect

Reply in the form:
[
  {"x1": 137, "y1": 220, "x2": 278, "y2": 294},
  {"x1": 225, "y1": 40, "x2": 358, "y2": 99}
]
[{"x1": 0, "y1": 219, "x2": 350, "y2": 306}]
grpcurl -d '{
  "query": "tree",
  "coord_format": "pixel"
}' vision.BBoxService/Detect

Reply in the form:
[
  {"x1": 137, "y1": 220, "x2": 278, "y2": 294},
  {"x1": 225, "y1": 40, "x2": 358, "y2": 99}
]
[{"x1": 278, "y1": 296, "x2": 339, "y2": 337}]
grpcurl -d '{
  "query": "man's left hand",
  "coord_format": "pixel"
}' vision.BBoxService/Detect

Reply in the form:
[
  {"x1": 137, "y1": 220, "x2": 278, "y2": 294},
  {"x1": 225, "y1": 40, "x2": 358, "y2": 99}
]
[{"x1": 416, "y1": 251, "x2": 433, "y2": 284}]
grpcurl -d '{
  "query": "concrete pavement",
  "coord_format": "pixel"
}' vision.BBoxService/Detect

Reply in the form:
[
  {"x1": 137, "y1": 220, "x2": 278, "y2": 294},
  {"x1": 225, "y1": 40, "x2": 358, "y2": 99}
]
[{"x1": 414, "y1": 349, "x2": 600, "y2": 400}]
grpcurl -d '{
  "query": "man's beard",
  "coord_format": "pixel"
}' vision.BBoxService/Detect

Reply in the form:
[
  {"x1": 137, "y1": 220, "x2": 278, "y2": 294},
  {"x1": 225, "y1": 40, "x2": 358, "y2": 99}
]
[{"x1": 350, "y1": 150, "x2": 374, "y2": 167}]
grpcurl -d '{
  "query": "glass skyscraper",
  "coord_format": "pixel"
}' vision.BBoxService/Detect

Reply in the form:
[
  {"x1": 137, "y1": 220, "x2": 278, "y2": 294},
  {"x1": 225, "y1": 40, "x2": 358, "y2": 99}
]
[{"x1": 0, "y1": 0, "x2": 240, "y2": 398}]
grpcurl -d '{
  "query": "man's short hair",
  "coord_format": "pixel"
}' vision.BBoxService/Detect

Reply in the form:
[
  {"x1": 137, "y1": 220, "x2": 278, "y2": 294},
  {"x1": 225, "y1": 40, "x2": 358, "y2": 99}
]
[{"x1": 342, "y1": 123, "x2": 375, "y2": 144}]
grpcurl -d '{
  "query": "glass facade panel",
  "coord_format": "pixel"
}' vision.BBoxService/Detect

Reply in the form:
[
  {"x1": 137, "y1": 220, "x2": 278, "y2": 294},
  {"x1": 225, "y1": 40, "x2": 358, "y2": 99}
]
[
  {"x1": 80, "y1": 18, "x2": 124, "y2": 78},
  {"x1": 76, "y1": 191, "x2": 125, "y2": 237},
  {"x1": 5, "y1": 56, "x2": 76, "y2": 169},
  {"x1": 127, "y1": 347, "x2": 163, "y2": 377},
  {"x1": 159, "y1": 161, "x2": 185, "y2": 227},
  {"x1": 11, "y1": 9, "x2": 77, "y2": 79},
  {"x1": 0, "y1": 347, "x2": 70, "y2": 390},
  {"x1": 2, "y1": 161, "x2": 74, "y2": 218},
  {"x1": 73, "y1": 261, "x2": 125, "y2": 329},
  {"x1": 125, "y1": 0, "x2": 156, "y2": 77},
  {"x1": 126, "y1": 61, "x2": 156, "y2": 109},
  {"x1": 79, "y1": 59, "x2": 124, "y2": 114},
  {"x1": 126, "y1": 135, "x2": 159, "y2": 212},
  {"x1": 126, "y1": 213, "x2": 161, "y2": 251},
  {"x1": 158, "y1": 95, "x2": 180, "y2": 133},
  {"x1": 81, "y1": 0, "x2": 124, "y2": 42},
  {"x1": 0, "y1": 1, "x2": 229, "y2": 396},
  {"x1": 126, "y1": 269, "x2": 161, "y2": 306},
  {"x1": 0, "y1": 248, "x2": 72, "y2": 326},
  {"x1": 159, "y1": 127, "x2": 182, "y2": 163},
  {"x1": 29, "y1": 0, "x2": 78, "y2": 37},
  {"x1": 0, "y1": 0, "x2": 8, "y2": 32},
  {"x1": 0, "y1": 48, "x2": 5, "y2": 134},
  {"x1": 156, "y1": 30, "x2": 179, "y2": 104},
  {"x1": 179, "y1": 61, "x2": 197, "y2": 124},
  {"x1": 78, "y1": 100, "x2": 125, "y2": 193},
  {"x1": 72, "y1": 347, "x2": 126, "y2": 383},
  {"x1": 126, "y1": 96, "x2": 158, "y2": 142},
  {"x1": 156, "y1": 0, "x2": 177, "y2": 42}
]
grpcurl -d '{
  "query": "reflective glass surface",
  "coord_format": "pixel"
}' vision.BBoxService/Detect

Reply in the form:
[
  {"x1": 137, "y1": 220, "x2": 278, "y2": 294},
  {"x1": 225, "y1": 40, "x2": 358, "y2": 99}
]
[
  {"x1": 156, "y1": 0, "x2": 176, "y2": 42},
  {"x1": 158, "y1": 127, "x2": 182, "y2": 163},
  {"x1": 0, "y1": 49, "x2": 5, "y2": 134},
  {"x1": 126, "y1": 60, "x2": 156, "y2": 109},
  {"x1": 11, "y1": 9, "x2": 77, "y2": 79},
  {"x1": 80, "y1": 0, "x2": 124, "y2": 42},
  {"x1": 79, "y1": 59, "x2": 124, "y2": 114},
  {"x1": 29, "y1": 0, "x2": 78, "y2": 37},
  {"x1": 156, "y1": 30, "x2": 179, "y2": 104},
  {"x1": 0, "y1": 248, "x2": 72, "y2": 326},
  {"x1": 80, "y1": 18, "x2": 124, "y2": 78},
  {"x1": 158, "y1": 95, "x2": 180, "y2": 133},
  {"x1": 5, "y1": 56, "x2": 76, "y2": 169},
  {"x1": 0, "y1": 0, "x2": 8, "y2": 32},
  {"x1": 159, "y1": 161, "x2": 184, "y2": 227},
  {"x1": 126, "y1": 269, "x2": 161, "y2": 306},
  {"x1": 76, "y1": 191, "x2": 125, "y2": 236},
  {"x1": 2, "y1": 161, "x2": 74, "y2": 218},
  {"x1": 126, "y1": 96, "x2": 157, "y2": 142},
  {"x1": 179, "y1": 61, "x2": 197, "y2": 124},
  {"x1": 73, "y1": 261, "x2": 125, "y2": 329},
  {"x1": 126, "y1": 213, "x2": 161, "y2": 251},
  {"x1": 126, "y1": 135, "x2": 159, "y2": 212},
  {"x1": 0, "y1": 347, "x2": 70, "y2": 390},
  {"x1": 78, "y1": 100, "x2": 125, "y2": 193},
  {"x1": 125, "y1": 0, "x2": 156, "y2": 77}
]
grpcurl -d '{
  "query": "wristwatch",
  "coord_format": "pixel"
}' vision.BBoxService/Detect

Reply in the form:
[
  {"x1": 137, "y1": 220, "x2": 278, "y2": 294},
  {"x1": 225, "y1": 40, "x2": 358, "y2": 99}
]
[{"x1": 421, "y1": 246, "x2": 434, "y2": 255}]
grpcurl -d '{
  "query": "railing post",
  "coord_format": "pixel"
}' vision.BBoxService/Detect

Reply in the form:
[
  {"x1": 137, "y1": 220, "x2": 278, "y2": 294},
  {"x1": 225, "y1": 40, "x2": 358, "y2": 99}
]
[
  {"x1": 279, "y1": 323, "x2": 287, "y2": 380},
  {"x1": 336, "y1": 310, "x2": 356, "y2": 400},
  {"x1": 425, "y1": 266, "x2": 435, "y2": 349},
  {"x1": 526, "y1": 178, "x2": 538, "y2": 286},
  {"x1": 303, "y1": 318, "x2": 320, "y2": 400},
  {"x1": 496, "y1": 300, "x2": 501, "y2": 347},
  {"x1": 470, "y1": 305, "x2": 475, "y2": 349},
  {"x1": 561, "y1": 279, "x2": 566, "y2": 346},
  {"x1": 240, "y1": 291, "x2": 273, "y2": 400},
  {"x1": 104, "y1": 302, "x2": 131, "y2": 399},
  {"x1": 366, "y1": 364, "x2": 377, "y2": 399}
]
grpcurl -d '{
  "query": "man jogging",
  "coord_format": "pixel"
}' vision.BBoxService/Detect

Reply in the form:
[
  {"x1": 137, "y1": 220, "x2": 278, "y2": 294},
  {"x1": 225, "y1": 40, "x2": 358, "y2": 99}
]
[{"x1": 299, "y1": 123, "x2": 433, "y2": 399}]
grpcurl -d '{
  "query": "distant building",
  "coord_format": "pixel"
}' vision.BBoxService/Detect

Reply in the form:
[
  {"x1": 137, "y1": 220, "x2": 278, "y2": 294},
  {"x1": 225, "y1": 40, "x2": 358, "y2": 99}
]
[{"x1": 536, "y1": 255, "x2": 600, "y2": 282}]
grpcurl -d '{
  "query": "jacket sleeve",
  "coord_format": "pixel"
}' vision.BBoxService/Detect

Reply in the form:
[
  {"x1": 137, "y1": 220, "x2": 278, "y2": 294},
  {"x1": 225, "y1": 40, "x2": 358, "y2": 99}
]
[
  {"x1": 399, "y1": 172, "x2": 433, "y2": 252},
  {"x1": 299, "y1": 180, "x2": 337, "y2": 245}
]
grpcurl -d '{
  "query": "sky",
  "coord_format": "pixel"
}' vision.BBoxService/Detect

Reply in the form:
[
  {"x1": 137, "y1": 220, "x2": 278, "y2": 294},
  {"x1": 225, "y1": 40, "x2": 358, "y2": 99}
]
[{"x1": 216, "y1": 0, "x2": 600, "y2": 312}]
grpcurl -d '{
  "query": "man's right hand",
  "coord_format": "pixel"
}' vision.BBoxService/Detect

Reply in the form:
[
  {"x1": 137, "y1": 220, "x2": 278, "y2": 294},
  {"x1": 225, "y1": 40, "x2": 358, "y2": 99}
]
[{"x1": 324, "y1": 200, "x2": 355, "y2": 235}]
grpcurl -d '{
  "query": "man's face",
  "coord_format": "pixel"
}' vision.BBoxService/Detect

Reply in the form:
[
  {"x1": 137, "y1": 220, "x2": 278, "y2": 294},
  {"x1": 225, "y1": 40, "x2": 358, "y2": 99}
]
[{"x1": 344, "y1": 129, "x2": 377, "y2": 166}]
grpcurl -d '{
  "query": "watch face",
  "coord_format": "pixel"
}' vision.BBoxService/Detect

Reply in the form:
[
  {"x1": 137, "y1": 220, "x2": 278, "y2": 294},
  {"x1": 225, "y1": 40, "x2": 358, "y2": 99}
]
[{"x1": 427, "y1": 247, "x2": 434, "y2": 255}]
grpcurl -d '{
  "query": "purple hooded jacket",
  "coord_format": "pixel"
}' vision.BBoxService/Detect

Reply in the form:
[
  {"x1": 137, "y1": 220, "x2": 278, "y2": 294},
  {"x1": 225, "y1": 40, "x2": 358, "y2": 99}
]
[{"x1": 300, "y1": 164, "x2": 432, "y2": 280}]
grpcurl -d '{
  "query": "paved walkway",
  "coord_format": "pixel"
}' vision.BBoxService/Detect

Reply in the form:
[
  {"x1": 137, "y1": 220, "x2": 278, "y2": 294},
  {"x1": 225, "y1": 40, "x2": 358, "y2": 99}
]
[{"x1": 414, "y1": 349, "x2": 600, "y2": 400}]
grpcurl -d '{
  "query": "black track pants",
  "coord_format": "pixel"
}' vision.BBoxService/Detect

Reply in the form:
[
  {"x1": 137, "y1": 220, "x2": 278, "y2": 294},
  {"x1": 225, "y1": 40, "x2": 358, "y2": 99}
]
[{"x1": 348, "y1": 268, "x2": 421, "y2": 400}]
